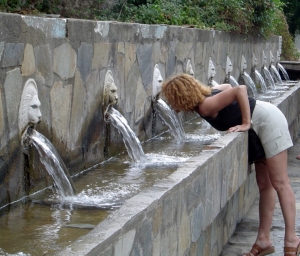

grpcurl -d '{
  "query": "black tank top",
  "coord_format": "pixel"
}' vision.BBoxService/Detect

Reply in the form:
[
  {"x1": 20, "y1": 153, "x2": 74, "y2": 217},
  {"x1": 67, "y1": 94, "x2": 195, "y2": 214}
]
[{"x1": 200, "y1": 89, "x2": 256, "y2": 131}]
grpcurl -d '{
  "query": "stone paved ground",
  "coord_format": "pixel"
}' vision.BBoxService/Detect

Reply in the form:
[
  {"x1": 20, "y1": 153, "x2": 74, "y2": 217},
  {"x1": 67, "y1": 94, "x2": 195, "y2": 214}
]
[{"x1": 221, "y1": 137, "x2": 300, "y2": 256}]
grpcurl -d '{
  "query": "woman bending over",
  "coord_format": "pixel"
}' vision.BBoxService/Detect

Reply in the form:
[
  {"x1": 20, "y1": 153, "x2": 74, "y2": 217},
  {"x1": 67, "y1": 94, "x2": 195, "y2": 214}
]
[{"x1": 161, "y1": 73, "x2": 300, "y2": 256}]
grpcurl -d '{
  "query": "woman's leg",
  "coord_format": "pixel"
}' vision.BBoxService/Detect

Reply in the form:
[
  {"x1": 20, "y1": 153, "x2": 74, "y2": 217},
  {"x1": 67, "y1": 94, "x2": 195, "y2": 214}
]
[
  {"x1": 253, "y1": 160, "x2": 276, "y2": 248},
  {"x1": 265, "y1": 150, "x2": 300, "y2": 247}
]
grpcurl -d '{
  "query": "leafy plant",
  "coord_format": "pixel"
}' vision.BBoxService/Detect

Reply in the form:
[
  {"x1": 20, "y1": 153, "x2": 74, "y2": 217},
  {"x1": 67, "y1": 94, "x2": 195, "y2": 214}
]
[{"x1": 0, "y1": 0, "x2": 298, "y2": 60}]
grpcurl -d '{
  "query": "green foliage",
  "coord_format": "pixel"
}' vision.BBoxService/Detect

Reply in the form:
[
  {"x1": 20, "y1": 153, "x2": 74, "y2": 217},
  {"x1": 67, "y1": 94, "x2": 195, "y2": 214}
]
[
  {"x1": 0, "y1": 0, "x2": 60, "y2": 14},
  {"x1": 117, "y1": 0, "x2": 286, "y2": 37},
  {"x1": 282, "y1": 0, "x2": 300, "y2": 36},
  {"x1": 0, "y1": 0, "x2": 298, "y2": 60},
  {"x1": 272, "y1": 9, "x2": 300, "y2": 60}
]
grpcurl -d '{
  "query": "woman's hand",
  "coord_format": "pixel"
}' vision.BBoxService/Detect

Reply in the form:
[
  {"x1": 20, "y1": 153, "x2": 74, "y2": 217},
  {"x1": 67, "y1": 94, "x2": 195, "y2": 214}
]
[{"x1": 228, "y1": 123, "x2": 250, "y2": 132}]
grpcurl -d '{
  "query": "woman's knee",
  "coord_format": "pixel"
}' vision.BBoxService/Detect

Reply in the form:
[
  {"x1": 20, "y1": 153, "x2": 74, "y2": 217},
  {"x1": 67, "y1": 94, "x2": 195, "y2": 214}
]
[
  {"x1": 269, "y1": 177, "x2": 290, "y2": 192},
  {"x1": 256, "y1": 179, "x2": 274, "y2": 191}
]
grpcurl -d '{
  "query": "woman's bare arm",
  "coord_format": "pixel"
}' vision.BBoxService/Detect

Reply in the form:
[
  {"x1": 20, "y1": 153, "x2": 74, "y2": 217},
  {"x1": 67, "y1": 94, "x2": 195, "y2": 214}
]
[
  {"x1": 197, "y1": 85, "x2": 251, "y2": 132},
  {"x1": 212, "y1": 83, "x2": 232, "y2": 91}
]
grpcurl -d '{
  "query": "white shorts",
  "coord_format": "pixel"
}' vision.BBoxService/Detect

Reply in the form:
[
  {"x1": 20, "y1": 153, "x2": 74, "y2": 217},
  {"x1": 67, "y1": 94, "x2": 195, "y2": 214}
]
[{"x1": 251, "y1": 100, "x2": 293, "y2": 158}]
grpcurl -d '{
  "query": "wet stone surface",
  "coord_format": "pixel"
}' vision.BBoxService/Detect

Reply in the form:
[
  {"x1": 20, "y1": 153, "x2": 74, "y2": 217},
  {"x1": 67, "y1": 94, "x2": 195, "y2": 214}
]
[{"x1": 221, "y1": 137, "x2": 300, "y2": 256}]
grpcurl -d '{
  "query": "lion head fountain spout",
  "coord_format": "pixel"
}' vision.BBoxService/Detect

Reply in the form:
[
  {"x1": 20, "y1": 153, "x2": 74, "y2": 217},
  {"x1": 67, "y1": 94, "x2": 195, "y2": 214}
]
[
  {"x1": 19, "y1": 79, "x2": 42, "y2": 147},
  {"x1": 240, "y1": 55, "x2": 259, "y2": 99},
  {"x1": 103, "y1": 70, "x2": 119, "y2": 122},
  {"x1": 151, "y1": 64, "x2": 185, "y2": 140},
  {"x1": 18, "y1": 78, "x2": 76, "y2": 197},
  {"x1": 102, "y1": 70, "x2": 145, "y2": 162},
  {"x1": 225, "y1": 56, "x2": 239, "y2": 87}
]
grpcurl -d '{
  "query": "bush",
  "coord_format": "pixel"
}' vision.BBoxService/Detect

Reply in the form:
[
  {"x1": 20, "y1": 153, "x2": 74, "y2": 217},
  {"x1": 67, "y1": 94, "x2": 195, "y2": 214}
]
[{"x1": 0, "y1": 0, "x2": 298, "y2": 60}]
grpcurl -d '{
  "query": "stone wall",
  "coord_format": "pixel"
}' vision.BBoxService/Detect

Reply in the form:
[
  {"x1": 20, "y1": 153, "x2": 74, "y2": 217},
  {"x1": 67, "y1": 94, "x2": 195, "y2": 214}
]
[{"x1": 0, "y1": 12, "x2": 282, "y2": 207}]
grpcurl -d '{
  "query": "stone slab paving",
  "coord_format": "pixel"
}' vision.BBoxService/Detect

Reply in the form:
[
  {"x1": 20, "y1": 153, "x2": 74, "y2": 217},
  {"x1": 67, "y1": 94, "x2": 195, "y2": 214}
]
[{"x1": 221, "y1": 137, "x2": 300, "y2": 256}]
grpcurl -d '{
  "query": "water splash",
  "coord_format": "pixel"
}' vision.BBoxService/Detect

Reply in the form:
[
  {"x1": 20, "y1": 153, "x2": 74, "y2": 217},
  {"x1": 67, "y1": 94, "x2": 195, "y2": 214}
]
[
  {"x1": 184, "y1": 133, "x2": 221, "y2": 142},
  {"x1": 107, "y1": 108, "x2": 146, "y2": 162},
  {"x1": 241, "y1": 72, "x2": 258, "y2": 99},
  {"x1": 155, "y1": 98, "x2": 186, "y2": 141},
  {"x1": 29, "y1": 130, "x2": 76, "y2": 197},
  {"x1": 131, "y1": 153, "x2": 188, "y2": 169},
  {"x1": 277, "y1": 63, "x2": 290, "y2": 81}
]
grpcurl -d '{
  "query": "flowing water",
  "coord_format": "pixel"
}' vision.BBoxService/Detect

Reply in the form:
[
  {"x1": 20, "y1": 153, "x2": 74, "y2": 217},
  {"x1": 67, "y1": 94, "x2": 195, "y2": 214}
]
[
  {"x1": 253, "y1": 69, "x2": 279, "y2": 101},
  {"x1": 241, "y1": 72, "x2": 258, "y2": 99},
  {"x1": 155, "y1": 98, "x2": 185, "y2": 141},
  {"x1": 262, "y1": 66, "x2": 276, "y2": 89},
  {"x1": 229, "y1": 75, "x2": 239, "y2": 87},
  {"x1": 269, "y1": 65, "x2": 296, "y2": 88},
  {"x1": 270, "y1": 64, "x2": 283, "y2": 84},
  {"x1": 0, "y1": 116, "x2": 221, "y2": 256},
  {"x1": 107, "y1": 107, "x2": 146, "y2": 162},
  {"x1": 211, "y1": 80, "x2": 219, "y2": 87},
  {"x1": 277, "y1": 63, "x2": 290, "y2": 81},
  {"x1": 30, "y1": 130, "x2": 76, "y2": 197},
  {"x1": 262, "y1": 66, "x2": 288, "y2": 92}
]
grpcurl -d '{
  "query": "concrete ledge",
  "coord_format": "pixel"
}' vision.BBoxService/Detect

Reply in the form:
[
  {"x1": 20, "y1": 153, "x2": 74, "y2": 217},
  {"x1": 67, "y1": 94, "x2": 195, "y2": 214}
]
[{"x1": 280, "y1": 61, "x2": 300, "y2": 71}]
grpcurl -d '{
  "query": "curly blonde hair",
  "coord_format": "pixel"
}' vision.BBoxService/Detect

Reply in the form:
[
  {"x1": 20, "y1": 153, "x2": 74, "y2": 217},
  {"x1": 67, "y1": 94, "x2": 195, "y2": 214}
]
[{"x1": 161, "y1": 74, "x2": 212, "y2": 112}]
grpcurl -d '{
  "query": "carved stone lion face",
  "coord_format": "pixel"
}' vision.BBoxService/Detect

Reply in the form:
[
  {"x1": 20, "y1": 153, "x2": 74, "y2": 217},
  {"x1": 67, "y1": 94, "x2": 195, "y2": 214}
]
[
  {"x1": 241, "y1": 55, "x2": 247, "y2": 71},
  {"x1": 208, "y1": 58, "x2": 216, "y2": 79},
  {"x1": 186, "y1": 59, "x2": 194, "y2": 77},
  {"x1": 103, "y1": 70, "x2": 118, "y2": 116},
  {"x1": 107, "y1": 80, "x2": 118, "y2": 106},
  {"x1": 28, "y1": 95, "x2": 42, "y2": 125},
  {"x1": 277, "y1": 50, "x2": 280, "y2": 62},
  {"x1": 19, "y1": 79, "x2": 42, "y2": 137},
  {"x1": 152, "y1": 64, "x2": 163, "y2": 99},
  {"x1": 270, "y1": 50, "x2": 274, "y2": 64},
  {"x1": 252, "y1": 53, "x2": 258, "y2": 69},
  {"x1": 262, "y1": 51, "x2": 267, "y2": 66},
  {"x1": 226, "y1": 56, "x2": 233, "y2": 74}
]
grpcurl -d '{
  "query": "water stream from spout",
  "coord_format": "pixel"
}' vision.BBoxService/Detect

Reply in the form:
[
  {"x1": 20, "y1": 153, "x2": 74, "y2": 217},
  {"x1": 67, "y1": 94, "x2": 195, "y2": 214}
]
[
  {"x1": 270, "y1": 64, "x2": 283, "y2": 84},
  {"x1": 262, "y1": 66, "x2": 289, "y2": 92},
  {"x1": 211, "y1": 80, "x2": 219, "y2": 87},
  {"x1": 254, "y1": 69, "x2": 267, "y2": 93},
  {"x1": 107, "y1": 108, "x2": 146, "y2": 162},
  {"x1": 30, "y1": 130, "x2": 76, "y2": 197},
  {"x1": 229, "y1": 76, "x2": 239, "y2": 87},
  {"x1": 242, "y1": 72, "x2": 258, "y2": 99},
  {"x1": 155, "y1": 98, "x2": 186, "y2": 141},
  {"x1": 262, "y1": 66, "x2": 276, "y2": 89},
  {"x1": 253, "y1": 69, "x2": 279, "y2": 101},
  {"x1": 277, "y1": 63, "x2": 290, "y2": 81}
]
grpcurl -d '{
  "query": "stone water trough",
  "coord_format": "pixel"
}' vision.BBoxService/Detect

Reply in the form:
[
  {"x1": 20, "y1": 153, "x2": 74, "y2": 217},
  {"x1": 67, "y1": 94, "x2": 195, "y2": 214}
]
[{"x1": 56, "y1": 84, "x2": 300, "y2": 256}]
